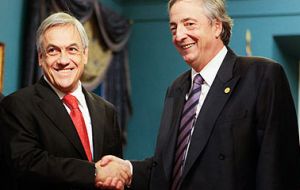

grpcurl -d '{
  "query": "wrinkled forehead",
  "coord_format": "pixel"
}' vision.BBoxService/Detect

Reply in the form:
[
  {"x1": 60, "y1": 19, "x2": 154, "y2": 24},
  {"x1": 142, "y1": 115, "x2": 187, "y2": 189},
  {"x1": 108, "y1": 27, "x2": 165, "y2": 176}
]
[
  {"x1": 42, "y1": 24, "x2": 83, "y2": 49},
  {"x1": 169, "y1": 0, "x2": 207, "y2": 23},
  {"x1": 169, "y1": 0, "x2": 203, "y2": 11}
]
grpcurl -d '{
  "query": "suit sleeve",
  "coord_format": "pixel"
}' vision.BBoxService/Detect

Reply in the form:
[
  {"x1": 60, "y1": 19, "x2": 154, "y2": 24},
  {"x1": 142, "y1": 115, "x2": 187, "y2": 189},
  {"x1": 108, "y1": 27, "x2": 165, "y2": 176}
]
[
  {"x1": 130, "y1": 158, "x2": 153, "y2": 190},
  {"x1": 129, "y1": 86, "x2": 173, "y2": 190},
  {"x1": 255, "y1": 64, "x2": 300, "y2": 190},
  {"x1": 0, "y1": 97, "x2": 96, "y2": 188}
]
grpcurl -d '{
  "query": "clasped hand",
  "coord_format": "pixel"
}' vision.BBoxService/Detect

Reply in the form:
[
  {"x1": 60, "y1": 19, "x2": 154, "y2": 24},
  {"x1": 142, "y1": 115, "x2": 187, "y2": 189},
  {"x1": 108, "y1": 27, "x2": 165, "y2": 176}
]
[{"x1": 95, "y1": 155, "x2": 132, "y2": 190}]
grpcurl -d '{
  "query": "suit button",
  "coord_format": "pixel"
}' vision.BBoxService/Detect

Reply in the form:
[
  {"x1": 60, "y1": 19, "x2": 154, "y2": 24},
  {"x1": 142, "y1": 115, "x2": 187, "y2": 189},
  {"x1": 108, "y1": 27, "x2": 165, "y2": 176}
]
[
  {"x1": 152, "y1": 161, "x2": 158, "y2": 167},
  {"x1": 218, "y1": 154, "x2": 225, "y2": 160}
]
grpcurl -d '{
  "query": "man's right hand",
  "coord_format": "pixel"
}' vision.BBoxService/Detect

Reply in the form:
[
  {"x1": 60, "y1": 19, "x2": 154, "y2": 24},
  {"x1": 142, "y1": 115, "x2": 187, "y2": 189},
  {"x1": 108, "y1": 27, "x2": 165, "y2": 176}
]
[{"x1": 95, "y1": 155, "x2": 132, "y2": 189}]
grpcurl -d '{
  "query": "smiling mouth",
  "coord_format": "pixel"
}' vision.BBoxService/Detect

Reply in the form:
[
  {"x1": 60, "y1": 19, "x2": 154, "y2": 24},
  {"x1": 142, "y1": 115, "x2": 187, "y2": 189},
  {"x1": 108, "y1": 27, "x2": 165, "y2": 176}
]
[
  {"x1": 181, "y1": 43, "x2": 195, "y2": 49},
  {"x1": 55, "y1": 68, "x2": 74, "y2": 72}
]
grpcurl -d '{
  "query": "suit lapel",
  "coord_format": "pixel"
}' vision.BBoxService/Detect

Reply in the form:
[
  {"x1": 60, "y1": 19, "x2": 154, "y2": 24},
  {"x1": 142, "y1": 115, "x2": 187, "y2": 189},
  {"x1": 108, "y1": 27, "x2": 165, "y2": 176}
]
[
  {"x1": 83, "y1": 89, "x2": 104, "y2": 161},
  {"x1": 35, "y1": 78, "x2": 88, "y2": 160},
  {"x1": 181, "y1": 49, "x2": 240, "y2": 180},
  {"x1": 162, "y1": 72, "x2": 191, "y2": 180}
]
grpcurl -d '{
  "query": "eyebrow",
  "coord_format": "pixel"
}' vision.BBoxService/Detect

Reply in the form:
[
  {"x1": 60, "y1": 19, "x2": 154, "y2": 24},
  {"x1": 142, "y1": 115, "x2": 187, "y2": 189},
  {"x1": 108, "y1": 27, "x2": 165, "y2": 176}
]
[
  {"x1": 68, "y1": 43, "x2": 80, "y2": 47},
  {"x1": 45, "y1": 43, "x2": 80, "y2": 49},
  {"x1": 182, "y1": 17, "x2": 197, "y2": 22},
  {"x1": 169, "y1": 17, "x2": 197, "y2": 26}
]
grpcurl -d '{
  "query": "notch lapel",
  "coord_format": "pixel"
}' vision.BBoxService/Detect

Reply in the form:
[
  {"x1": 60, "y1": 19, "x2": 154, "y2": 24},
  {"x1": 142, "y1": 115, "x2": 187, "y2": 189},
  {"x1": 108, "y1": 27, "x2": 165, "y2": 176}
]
[
  {"x1": 162, "y1": 72, "x2": 191, "y2": 181},
  {"x1": 83, "y1": 89, "x2": 104, "y2": 161},
  {"x1": 36, "y1": 78, "x2": 88, "y2": 160}
]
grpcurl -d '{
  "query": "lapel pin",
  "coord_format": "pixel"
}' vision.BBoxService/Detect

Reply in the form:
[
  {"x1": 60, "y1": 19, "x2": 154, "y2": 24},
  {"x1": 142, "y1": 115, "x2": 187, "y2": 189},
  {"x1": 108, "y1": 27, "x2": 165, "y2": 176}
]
[{"x1": 224, "y1": 87, "x2": 230, "y2": 94}]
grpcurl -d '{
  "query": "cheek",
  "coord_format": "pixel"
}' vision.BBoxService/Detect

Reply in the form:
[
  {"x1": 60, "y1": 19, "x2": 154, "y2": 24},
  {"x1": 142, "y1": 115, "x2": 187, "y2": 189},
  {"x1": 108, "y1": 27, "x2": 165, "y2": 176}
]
[
  {"x1": 75, "y1": 60, "x2": 85, "y2": 73},
  {"x1": 69, "y1": 56, "x2": 82, "y2": 66},
  {"x1": 44, "y1": 61, "x2": 53, "y2": 69},
  {"x1": 172, "y1": 37, "x2": 176, "y2": 45},
  {"x1": 41, "y1": 60, "x2": 56, "y2": 73},
  {"x1": 43, "y1": 65, "x2": 52, "y2": 75}
]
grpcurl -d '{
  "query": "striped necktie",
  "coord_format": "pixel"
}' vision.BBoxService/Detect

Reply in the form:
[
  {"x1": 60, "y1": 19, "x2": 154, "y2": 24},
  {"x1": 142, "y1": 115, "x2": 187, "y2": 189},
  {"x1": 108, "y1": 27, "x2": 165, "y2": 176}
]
[{"x1": 171, "y1": 74, "x2": 203, "y2": 190}]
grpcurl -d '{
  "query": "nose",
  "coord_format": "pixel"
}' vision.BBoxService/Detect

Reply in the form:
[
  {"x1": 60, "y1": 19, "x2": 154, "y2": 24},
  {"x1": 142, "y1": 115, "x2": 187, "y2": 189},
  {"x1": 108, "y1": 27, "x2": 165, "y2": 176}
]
[
  {"x1": 174, "y1": 24, "x2": 187, "y2": 42},
  {"x1": 57, "y1": 51, "x2": 70, "y2": 65}
]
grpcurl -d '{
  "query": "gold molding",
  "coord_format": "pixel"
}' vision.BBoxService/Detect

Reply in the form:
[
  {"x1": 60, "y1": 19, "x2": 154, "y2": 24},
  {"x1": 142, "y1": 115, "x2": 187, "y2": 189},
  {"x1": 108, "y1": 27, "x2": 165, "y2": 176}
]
[{"x1": 0, "y1": 43, "x2": 4, "y2": 92}]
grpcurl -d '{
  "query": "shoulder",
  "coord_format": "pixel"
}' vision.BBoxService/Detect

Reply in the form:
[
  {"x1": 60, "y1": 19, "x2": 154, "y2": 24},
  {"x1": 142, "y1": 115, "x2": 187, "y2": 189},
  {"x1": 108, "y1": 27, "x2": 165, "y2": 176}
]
[
  {"x1": 163, "y1": 70, "x2": 190, "y2": 97},
  {"x1": 0, "y1": 84, "x2": 39, "y2": 114},
  {"x1": 170, "y1": 70, "x2": 190, "y2": 88},
  {"x1": 235, "y1": 55, "x2": 285, "y2": 77},
  {"x1": 236, "y1": 56, "x2": 282, "y2": 69},
  {"x1": 2, "y1": 85, "x2": 36, "y2": 103},
  {"x1": 84, "y1": 90, "x2": 116, "y2": 112}
]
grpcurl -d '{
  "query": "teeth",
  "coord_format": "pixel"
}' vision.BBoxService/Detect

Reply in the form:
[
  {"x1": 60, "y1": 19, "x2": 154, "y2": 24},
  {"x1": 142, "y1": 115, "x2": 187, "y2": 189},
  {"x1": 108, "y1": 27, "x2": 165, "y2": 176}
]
[
  {"x1": 56, "y1": 69, "x2": 73, "y2": 72},
  {"x1": 182, "y1": 44, "x2": 194, "y2": 49}
]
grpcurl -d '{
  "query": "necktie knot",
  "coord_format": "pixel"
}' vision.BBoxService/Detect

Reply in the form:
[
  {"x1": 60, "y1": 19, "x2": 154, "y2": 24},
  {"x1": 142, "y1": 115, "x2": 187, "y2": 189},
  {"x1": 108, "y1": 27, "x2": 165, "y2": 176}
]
[
  {"x1": 193, "y1": 74, "x2": 204, "y2": 85},
  {"x1": 63, "y1": 94, "x2": 79, "y2": 110}
]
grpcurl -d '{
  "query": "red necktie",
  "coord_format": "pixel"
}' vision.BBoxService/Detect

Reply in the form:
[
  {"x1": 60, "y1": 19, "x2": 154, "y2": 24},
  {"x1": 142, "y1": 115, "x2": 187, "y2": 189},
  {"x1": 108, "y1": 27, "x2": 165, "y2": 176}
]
[{"x1": 63, "y1": 94, "x2": 92, "y2": 162}]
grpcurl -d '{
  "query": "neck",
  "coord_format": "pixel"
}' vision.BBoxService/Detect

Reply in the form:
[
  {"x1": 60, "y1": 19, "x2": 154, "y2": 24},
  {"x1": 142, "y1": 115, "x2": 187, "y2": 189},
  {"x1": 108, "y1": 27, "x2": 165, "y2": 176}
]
[{"x1": 192, "y1": 43, "x2": 224, "y2": 72}]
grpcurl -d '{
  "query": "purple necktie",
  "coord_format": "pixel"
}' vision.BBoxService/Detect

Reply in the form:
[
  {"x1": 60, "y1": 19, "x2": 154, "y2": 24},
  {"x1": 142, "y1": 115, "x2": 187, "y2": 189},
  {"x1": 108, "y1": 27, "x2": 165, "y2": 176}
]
[{"x1": 171, "y1": 74, "x2": 203, "y2": 190}]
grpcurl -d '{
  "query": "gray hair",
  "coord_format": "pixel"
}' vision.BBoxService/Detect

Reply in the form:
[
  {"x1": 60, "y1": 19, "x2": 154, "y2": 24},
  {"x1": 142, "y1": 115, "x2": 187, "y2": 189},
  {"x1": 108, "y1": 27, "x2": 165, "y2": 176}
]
[
  {"x1": 168, "y1": 0, "x2": 233, "y2": 46},
  {"x1": 36, "y1": 12, "x2": 89, "y2": 52}
]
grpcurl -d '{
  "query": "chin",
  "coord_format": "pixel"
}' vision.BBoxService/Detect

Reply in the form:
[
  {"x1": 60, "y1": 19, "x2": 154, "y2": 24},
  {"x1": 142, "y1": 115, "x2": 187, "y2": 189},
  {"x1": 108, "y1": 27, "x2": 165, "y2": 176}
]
[
  {"x1": 58, "y1": 86, "x2": 74, "y2": 93},
  {"x1": 54, "y1": 80, "x2": 74, "y2": 89},
  {"x1": 183, "y1": 57, "x2": 194, "y2": 64}
]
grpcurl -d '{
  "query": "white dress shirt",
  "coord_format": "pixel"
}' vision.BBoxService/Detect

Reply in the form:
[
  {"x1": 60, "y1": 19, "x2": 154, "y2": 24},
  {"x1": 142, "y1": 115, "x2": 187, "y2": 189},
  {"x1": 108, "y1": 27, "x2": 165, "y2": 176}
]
[
  {"x1": 183, "y1": 46, "x2": 228, "y2": 166},
  {"x1": 190, "y1": 45, "x2": 228, "y2": 117}
]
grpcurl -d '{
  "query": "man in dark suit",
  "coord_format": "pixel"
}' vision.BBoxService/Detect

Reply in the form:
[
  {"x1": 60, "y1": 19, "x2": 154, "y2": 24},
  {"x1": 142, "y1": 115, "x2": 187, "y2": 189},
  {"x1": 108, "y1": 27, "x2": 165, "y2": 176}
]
[
  {"x1": 99, "y1": 0, "x2": 300, "y2": 190},
  {"x1": 0, "y1": 92, "x2": 7, "y2": 190},
  {"x1": 0, "y1": 12, "x2": 129, "y2": 190}
]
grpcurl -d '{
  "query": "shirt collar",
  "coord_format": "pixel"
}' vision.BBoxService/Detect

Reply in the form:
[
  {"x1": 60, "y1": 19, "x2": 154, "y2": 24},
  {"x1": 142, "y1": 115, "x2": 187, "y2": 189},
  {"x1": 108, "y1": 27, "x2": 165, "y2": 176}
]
[
  {"x1": 191, "y1": 46, "x2": 228, "y2": 86},
  {"x1": 43, "y1": 76, "x2": 85, "y2": 107}
]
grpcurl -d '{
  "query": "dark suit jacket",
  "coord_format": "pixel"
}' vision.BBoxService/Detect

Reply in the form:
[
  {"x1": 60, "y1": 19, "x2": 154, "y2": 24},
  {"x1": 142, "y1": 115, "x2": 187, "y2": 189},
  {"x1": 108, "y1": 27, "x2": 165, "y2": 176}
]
[
  {"x1": 0, "y1": 93, "x2": 3, "y2": 101},
  {"x1": 0, "y1": 78, "x2": 122, "y2": 190},
  {"x1": 131, "y1": 49, "x2": 300, "y2": 190}
]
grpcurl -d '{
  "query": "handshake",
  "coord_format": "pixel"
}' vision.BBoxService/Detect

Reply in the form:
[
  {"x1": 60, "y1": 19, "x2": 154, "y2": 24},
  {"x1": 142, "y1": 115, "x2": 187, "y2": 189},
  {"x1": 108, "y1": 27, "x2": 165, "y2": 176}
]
[{"x1": 95, "y1": 155, "x2": 132, "y2": 190}]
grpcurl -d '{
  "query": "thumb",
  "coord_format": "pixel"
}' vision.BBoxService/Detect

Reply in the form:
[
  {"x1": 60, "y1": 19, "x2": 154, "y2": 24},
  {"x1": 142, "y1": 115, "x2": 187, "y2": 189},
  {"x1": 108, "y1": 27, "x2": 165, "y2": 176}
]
[{"x1": 99, "y1": 155, "x2": 114, "y2": 166}]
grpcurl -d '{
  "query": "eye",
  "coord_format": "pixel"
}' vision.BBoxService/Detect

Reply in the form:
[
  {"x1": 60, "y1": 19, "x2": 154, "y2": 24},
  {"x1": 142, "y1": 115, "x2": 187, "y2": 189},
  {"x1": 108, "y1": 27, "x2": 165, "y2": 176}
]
[
  {"x1": 170, "y1": 25, "x2": 177, "y2": 35},
  {"x1": 184, "y1": 22, "x2": 195, "y2": 29},
  {"x1": 68, "y1": 46, "x2": 80, "y2": 54},
  {"x1": 46, "y1": 47, "x2": 59, "y2": 56}
]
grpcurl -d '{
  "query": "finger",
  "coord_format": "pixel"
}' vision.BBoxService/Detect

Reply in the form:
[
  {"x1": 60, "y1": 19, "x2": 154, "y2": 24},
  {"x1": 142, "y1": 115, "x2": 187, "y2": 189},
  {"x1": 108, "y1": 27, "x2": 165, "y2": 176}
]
[
  {"x1": 102, "y1": 177, "x2": 113, "y2": 186},
  {"x1": 95, "y1": 181, "x2": 102, "y2": 188},
  {"x1": 116, "y1": 180, "x2": 124, "y2": 190},
  {"x1": 95, "y1": 181, "x2": 105, "y2": 188},
  {"x1": 95, "y1": 181, "x2": 109, "y2": 189},
  {"x1": 121, "y1": 162, "x2": 132, "y2": 177},
  {"x1": 119, "y1": 170, "x2": 129, "y2": 184},
  {"x1": 111, "y1": 177, "x2": 122, "y2": 187},
  {"x1": 119, "y1": 165, "x2": 132, "y2": 184}
]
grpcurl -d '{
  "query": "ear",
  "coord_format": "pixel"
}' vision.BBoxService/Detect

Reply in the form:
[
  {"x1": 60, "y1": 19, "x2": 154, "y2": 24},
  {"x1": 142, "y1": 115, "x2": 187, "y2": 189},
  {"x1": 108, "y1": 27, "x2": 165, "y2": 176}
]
[
  {"x1": 83, "y1": 48, "x2": 89, "y2": 65},
  {"x1": 213, "y1": 19, "x2": 223, "y2": 38},
  {"x1": 38, "y1": 51, "x2": 43, "y2": 67}
]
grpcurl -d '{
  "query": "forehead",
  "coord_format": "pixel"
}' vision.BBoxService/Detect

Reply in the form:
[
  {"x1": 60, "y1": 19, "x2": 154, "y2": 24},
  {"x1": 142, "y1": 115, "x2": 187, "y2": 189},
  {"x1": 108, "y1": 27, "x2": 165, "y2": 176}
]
[
  {"x1": 43, "y1": 24, "x2": 82, "y2": 47},
  {"x1": 169, "y1": 0, "x2": 206, "y2": 23}
]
